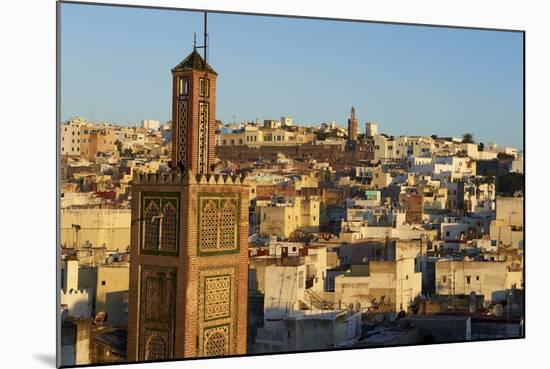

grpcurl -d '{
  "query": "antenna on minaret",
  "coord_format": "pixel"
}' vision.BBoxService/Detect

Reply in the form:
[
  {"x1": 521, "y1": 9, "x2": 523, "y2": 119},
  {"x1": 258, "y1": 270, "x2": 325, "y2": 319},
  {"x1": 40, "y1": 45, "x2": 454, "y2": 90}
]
[
  {"x1": 203, "y1": 12, "x2": 208, "y2": 65},
  {"x1": 194, "y1": 12, "x2": 209, "y2": 64}
]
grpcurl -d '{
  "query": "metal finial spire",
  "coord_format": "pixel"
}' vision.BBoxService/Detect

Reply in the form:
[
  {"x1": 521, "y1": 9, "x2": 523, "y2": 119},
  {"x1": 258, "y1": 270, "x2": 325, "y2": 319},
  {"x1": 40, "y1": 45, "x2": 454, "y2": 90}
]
[
  {"x1": 192, "y1": 13, "x2": 209, "y2": 64},
  {"x1": 203, "y1": 12, "x2": 208, "y2": 65}
]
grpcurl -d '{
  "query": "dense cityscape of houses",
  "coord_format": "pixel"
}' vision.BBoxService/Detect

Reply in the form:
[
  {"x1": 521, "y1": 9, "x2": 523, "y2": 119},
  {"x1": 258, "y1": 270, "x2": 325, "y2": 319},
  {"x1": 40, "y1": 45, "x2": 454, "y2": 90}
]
[{"x1": 60, "y1": 111, "x2": 524, "y2": 364}]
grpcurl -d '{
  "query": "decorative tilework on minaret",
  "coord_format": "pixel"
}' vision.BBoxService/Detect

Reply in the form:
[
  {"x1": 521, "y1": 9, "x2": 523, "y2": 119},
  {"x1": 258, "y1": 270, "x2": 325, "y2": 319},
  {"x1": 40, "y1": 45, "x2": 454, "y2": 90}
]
[
  {"x1": 170, "y1": 49, "x2": 217, "y2": 174},
  {"x1": 127, "y1": 26, "x2": 249, "y2": 362}
]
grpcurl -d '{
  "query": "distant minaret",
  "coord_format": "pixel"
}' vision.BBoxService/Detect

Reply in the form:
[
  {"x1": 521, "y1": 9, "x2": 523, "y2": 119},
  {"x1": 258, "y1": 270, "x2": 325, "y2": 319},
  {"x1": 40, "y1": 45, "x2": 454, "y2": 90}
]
[{"x1": 347, "y1": 106, "x2": 358, "y2": 149}]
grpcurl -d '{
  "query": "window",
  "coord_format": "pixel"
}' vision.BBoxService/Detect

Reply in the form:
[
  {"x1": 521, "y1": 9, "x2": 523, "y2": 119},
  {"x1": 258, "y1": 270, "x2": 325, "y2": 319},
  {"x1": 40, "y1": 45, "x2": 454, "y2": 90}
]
[
  {"x1": 101, "y1": 281, "x2": 106, "y2": 286},
  {"x1": 466, "y1": 276, "x2": 471, "y2": 284},
  {"x1": 178, "y1": 77, "x2": 189, "y2": 96},
  {"x1": 442, "y1": 276, "x2": 447, "y2": 283},
  {"x1": 405, "y1": 275, "x2": 408, "y2": 280},
  {"x1": 476, "y1": 276, "x2": 480, "y2": 281},
  {"x1": 199, "y1": 78, "x2": 206, "y2": 96}
]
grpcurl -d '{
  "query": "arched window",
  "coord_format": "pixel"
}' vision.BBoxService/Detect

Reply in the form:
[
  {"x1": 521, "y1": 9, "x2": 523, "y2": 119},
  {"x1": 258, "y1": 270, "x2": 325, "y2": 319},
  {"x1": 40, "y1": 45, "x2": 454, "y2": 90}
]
[
  {"x1": 201, "y1": 200, "x2": 218, "y2": 250},
  {"x1": 219, "y1": 200, "x2": 237, "y2": 249},
  {"x1": 161, "y1": 201, "x2": 177, "y2": 252},
  {"x1": 143, "y1": 200, "x2": 160, "y2": 250}
]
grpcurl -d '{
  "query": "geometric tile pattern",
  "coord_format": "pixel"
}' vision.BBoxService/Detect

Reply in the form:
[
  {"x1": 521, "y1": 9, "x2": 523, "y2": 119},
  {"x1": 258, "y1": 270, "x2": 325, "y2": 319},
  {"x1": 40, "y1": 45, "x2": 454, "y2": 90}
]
[
  {"x1": 198, "y1": 195, "x2": 239, "y2": 255},
  {"x1": 197, "y1": 266, "x2": 238, "y2": 357}
]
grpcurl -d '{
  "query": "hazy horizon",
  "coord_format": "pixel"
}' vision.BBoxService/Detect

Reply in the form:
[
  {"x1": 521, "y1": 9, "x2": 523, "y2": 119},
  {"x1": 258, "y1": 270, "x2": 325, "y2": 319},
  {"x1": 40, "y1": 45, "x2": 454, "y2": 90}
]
[{"x1": 61, "y1": 3, "x2": 524, "y2": 149}]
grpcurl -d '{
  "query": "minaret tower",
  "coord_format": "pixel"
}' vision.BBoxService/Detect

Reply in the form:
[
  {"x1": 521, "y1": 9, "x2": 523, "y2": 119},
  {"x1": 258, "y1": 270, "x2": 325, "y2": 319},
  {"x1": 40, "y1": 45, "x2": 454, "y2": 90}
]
[
  {"x1": 171, "y1": 20, "x2": 217, "y2": 174},
  {"x1": 347, "y1": 106, "x2": 358, "y2": 149},
  {"x1": 127, "y1": 13, "x2": 249, "y2": 362}
]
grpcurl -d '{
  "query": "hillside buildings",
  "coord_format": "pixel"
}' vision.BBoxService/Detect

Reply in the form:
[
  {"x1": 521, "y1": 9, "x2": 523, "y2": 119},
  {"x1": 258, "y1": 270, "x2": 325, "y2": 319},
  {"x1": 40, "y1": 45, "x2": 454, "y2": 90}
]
[{"x1": 60, "y1": 25, "x2": 524, "y2": 368}]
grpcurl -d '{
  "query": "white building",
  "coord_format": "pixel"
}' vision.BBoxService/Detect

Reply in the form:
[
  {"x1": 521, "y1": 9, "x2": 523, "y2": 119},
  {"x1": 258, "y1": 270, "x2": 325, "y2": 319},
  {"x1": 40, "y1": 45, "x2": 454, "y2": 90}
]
[
  {"x1": 334, "y1": 258, "x2": 422, "y2": 312},
  {"x1": 141, "y1": 119, "x2": 160, "y2": 130},
  {"x1": 255, "y1": 262, "x2": 361, "y2": 353},
  {"x1": 280, "y1": 116, "x2": 293, "y2": 126},
  {"x1": 365, "y1": 122, "x2": 378, "y2": 137},
  {"x1": 60, "y1": 258, "x2": 92, "y2": 319},
  {"x1": 61, "y1": 117, "x2": 87, "y2": 156},
  {"x1": 374, "y1": 135, "x2": 435, "y2": 161},
  {"x1": 407, "y1": 156, "x2": 473, "y2": 180},
  {"x1": 436, "y1": 260, "x2": 523, "y2": 301},
  {"x1": 490, "y1": 197, "x2": 524, "y2": 249}
]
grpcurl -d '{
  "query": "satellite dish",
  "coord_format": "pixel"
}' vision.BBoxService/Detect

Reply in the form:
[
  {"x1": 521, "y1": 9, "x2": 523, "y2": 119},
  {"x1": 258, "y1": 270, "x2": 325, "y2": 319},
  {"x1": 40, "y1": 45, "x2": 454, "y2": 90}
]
[{"x1": 493, "y1": 304, "x2": 504, "y2": 317}]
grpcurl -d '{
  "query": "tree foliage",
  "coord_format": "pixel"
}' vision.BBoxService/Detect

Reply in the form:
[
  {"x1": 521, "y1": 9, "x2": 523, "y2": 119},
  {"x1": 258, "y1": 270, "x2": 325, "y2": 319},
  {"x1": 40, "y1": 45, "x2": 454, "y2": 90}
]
[
  {"x1": 462, "y1": 133, "x2": 475, "y2": 144},
  {"x1": 496, "y1": 172, "x2": 524, "y2": 196}
]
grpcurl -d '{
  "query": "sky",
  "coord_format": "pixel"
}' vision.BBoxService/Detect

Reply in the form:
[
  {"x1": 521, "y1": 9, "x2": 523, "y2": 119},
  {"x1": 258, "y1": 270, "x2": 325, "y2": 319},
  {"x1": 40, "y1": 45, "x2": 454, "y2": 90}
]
[{"x1": 60, "y1": 3, "x2": 524, "y2": 149}]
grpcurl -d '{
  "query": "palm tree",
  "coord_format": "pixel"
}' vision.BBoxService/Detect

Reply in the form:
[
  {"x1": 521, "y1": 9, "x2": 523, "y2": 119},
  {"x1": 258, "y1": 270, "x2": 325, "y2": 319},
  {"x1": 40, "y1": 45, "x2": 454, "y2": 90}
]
[{"x1": 462, "y1": 133, "x2": 475, "y2": 144}]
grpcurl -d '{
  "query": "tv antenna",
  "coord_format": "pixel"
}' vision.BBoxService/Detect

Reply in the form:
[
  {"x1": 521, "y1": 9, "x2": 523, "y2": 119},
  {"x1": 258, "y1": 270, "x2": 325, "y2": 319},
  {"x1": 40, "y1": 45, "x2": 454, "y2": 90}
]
[{"x1": 194, "y1": 12, "x2": 209, "y2": 65}]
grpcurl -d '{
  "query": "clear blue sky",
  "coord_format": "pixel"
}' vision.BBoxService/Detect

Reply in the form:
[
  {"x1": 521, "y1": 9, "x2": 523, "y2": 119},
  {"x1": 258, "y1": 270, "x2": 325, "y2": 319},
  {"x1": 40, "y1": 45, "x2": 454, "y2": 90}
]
[{"x1": 60, "y1": 3, "x2": 524, "y2": 149}]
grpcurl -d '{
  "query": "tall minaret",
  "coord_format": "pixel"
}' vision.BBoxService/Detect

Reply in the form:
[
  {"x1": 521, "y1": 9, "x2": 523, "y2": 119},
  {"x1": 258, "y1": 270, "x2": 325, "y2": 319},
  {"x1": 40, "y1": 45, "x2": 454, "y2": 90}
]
[
  {"x1": 170, "y1": 43, "x2": 217, "y2": 174},
  {"x1": 128, "y1": 15, "x2": 249, "y2": 362},
  {"x1": 347, "y1": 106, "x2": 358, "y2": 148}
]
